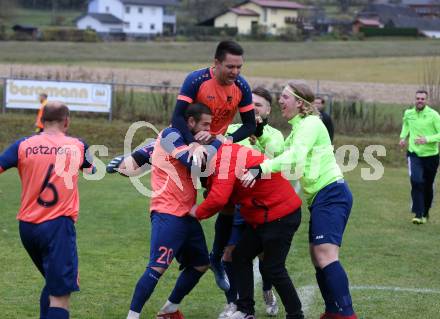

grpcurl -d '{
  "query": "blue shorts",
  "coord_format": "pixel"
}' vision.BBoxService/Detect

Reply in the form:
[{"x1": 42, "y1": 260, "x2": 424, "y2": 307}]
[
  {"x1": 227, "y1": 205, "x2": 246, "y2": 246},
  {"x1": 308, "y1": 181, "x2": 353, "y2": 246},
  {"x1": 148, "y1": 211, "x2": 209, "y2": 269},
  {"x1": 19, "y1": 216, "x2": 79, "y2": 296}
]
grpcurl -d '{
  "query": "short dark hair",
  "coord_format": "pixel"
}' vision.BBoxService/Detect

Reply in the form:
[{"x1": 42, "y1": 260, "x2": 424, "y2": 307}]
[
  {"x1": 416, "y1": 89, "x2": 428, "y2": 96},
  {"x1": 184, "y1": 103, "x2": 212, "y2": 122},
  {"x1": 215, "y1": 40, "x2": 244, "y2": 62},
  {"x1": 42, "y1": 101, "x2": 70, "y2": 123},
  {"x1": 252, "y1": 87, "x2": 272, "y2": 105},
  {"x1": 315, "y1": 96, "x2": 325, "y2": 104},
  {"x1": 39, "y1": 93, "x2": 48, "y2": 99}
]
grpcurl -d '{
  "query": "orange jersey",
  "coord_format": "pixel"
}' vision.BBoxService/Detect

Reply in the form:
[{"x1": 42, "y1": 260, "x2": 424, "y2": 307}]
[
  {"x1": 150, "y1": 129, "x2": 197, "y2": 216},
  {"x1": 177, "y1": 67, "x2": 253, "y2": 135},
  {"x1": 35, "y1": 100, "x2": 48, "y2": 129},
  {"x1": 0, "y1": 132, "x2": 92, "y2": 223}
]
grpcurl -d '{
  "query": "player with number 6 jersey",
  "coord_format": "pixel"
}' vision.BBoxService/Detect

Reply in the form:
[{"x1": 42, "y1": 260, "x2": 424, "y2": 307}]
[{"x1": 0, "y1": 102, "x2": 94, "y2": 319}]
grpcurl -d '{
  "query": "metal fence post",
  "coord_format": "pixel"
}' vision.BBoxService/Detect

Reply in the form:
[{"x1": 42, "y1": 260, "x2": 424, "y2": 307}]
[{"x1": 2, "y1": 78, "x2": 7, "y2": 114}]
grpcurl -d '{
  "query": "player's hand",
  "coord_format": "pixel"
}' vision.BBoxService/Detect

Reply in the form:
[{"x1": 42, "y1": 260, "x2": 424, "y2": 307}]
[
  {"x1": 415, "y1": 136, "x2": 427, "y2": 145},
  {"x1": 399, "y1": 139, "x2": 407, "y2": 148},
  {"x1": 216, "y1": 134, "x2": 233, "y2": 144},
  {"x1": 254, "y1": 117, "x2": 268, "y2": 137},
  {"x1": 106, "y1": 155, "x2": 124, "y2": 173},
  {"x1": 189, "y1": 204, "x2": 198, "y2": 218},
  {"x1": 194, "y1": 131, "x2": 214, "y2": 145},
  {"x1": 189, "y1": 143, "x2": 208, "y2": 167},
  {"x1": 240, "y1": 165, "x2": 262, "y2": 188},
  {"x1": 222, "y1": 245, "x2": 236, "y2": 262},
  {"x1": 248, "y1": 135, "x2": 257, "y2": 145}
]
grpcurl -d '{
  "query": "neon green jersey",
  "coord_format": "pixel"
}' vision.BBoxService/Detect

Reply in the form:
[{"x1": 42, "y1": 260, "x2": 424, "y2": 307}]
[
  {"x1": 260, "y1": 115, "x2": 343, "y2": 205},
  {"x1": 227, "y1": 123, "x2": 284, "y2": 158},
  {"x1": 400, "y1": 105, "x2": 440, "y2": 157}
]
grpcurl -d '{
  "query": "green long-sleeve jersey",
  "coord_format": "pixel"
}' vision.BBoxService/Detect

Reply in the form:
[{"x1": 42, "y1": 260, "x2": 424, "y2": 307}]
[
  {"x1": 260, "y1": 115, "x2": 343, "y2": 205},
  {"x1": 400, "y1": 105, "x2": 440, "y2": 157},
  {"x1": 227, "y1": 123, "x2": 284, "y2": 158}
]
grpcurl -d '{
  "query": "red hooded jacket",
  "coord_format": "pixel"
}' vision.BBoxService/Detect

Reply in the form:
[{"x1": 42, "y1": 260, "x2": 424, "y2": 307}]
[{"x1": 195, "y1": 144, "x2": 302, "y2": 226}]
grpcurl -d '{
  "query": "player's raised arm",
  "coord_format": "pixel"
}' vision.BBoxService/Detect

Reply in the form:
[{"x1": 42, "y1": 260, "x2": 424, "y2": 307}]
[{"x1": 171, "y1": 70, "x2": 203, "y2": 144}]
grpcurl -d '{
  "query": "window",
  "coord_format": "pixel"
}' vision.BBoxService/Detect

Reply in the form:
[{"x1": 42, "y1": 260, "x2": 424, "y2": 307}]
[
  {"x1": 263, "y1": 8, "x2": 267, "y2": 22},
  {"x1": 124, "y1": 22, "x2": 130, "y2": 28},
  {"x1": 105, "y1": 6, "x2": 110, "y2": 12},
  {"x1": 224, "y1": 23, "x2": 229, "y2": 27},
  {"x1": 125, "y1": 6, "x2": 130, "y2": 14},
  {"x1": 138, "y1": 7, "x2": 143, "y2": 13},
  {"x1": 138, "y1": 22, "x2": 143, "y2": 29},
  {"x1": 150, "y1": 24, "x2": 155, "y2": 30},
  {"x1": 272, "y1": 9, "x2": 277, "y2": 14},
  {"x1": 152, "y1": 8, "x2": 156, "y2": 15},
  {"x1": 272, "y1": 23, "x2": 277, "y2": 28}
]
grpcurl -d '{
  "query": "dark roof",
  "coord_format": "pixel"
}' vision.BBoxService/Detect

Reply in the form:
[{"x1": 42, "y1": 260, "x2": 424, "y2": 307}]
[
  {"x1": 358, "y1": 4, "x2": 418, "y2": 22},
  {"x1": 230, "y1": 8, "x2": 260, "y2": 16},
  {"x1": 120, "y1": 0, "x2": 178, "y2": 6},
  {"x1": 12, "y1": 24, "x2": 38, "y2": 31},
  {"x1": 388, "y1": 16, "x2": 440, "y2": 30},
  {"x1": 401, "y1": 0, "x2": 440, "y2": 5},
  {"x1": 249, "y1": 0, "x2": 304, "y2": 10},
  {"x1": 75, "y1": 13, "x2": 124, "y2": 24}
]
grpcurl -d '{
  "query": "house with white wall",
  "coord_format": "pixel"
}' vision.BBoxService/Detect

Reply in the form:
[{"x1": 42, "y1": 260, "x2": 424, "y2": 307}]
[{"x1": 76, "y1": 0, "x2": 178, "y2": 37}]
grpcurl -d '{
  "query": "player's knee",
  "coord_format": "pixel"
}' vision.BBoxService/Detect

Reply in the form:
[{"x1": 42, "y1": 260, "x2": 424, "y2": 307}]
[
  {"x1": 49, "y1": 295, "x2": 70, "y2": 310},
  {"x1": 312, "y1": 244, "x2": 339, "y2": 269},
  {"x1": 151, "y1": 266, "x2": 167, "y2": 274},
  {"x1": 194, "y1": 264, "x2": 210, "y2": 273}
]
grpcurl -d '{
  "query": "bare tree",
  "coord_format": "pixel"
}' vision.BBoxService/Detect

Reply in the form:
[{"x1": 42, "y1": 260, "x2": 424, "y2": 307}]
[{"x1": 422, "y1": 57, "x2": 440, "y2": 110}]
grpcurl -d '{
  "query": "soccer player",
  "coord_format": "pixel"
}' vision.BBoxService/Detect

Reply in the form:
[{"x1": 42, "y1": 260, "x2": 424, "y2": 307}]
[
  {"x1": 313, "y1": 96, "x2": 334, "y2": 142},
  {"x1": 241, "y1": 82, "x2": 357, "y2": 319},
  {"x1": 399, "y1": 90, "x2": 440, "y2": 224},
  {"x1": 189, "y1": 142, "x2": 304, "y2": 319},
  {"x1": 214, "y1": 87, "x2": 285, "y2": 318},
  {"x1": 121, "y1": 103, "x2": 222, "y2": 319},
  {"x1": 171, "y1": 40, "x2": 256, "y2": 145},
  {"x1": 171, "y1": 39, "x2": 256, "y2": 292},
  {"x1": 35, "y1": 92, "x2": 48, "y2": 133},
  {"x1": 0, "y1": 102, "x2": 94, "y2": 319}
]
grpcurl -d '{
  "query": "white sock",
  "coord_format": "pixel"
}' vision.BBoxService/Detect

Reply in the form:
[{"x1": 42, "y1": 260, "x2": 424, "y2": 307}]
[
  {"x1": 159, "y1": 300, "x2": 179, "y2": 314},
  {"x1": 127, "y1": 310, "x2": 140, "y2": 319}
]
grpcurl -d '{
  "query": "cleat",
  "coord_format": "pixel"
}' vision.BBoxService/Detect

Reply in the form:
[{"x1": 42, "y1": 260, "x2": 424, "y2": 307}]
[
  {"x1": 209, "y1": 252, "x2": 230, "y2": 292},
  {"x1": 218, "y1": 302, "x2": 237, "y2": 319},
  {"x1": 229, "y1": 311, "x2": 256, "y2": 319},
  {"x1": 412, "y1": 217, "x2": 422, "y2": 224},
  {"x1": 421, "y1": 217, "x2": 427, "y2": 224},
  {"x1": 156, "y1": 310, "x2": 185, "y2": 319},
  {"x1": 262, "y1": 290, "x2": 278, "y2": 316}
]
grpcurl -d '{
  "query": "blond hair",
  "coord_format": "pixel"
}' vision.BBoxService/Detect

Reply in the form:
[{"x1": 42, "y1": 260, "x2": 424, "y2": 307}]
[{"x1": 286, "y1": 81, "x2": 319, "y2": 117}]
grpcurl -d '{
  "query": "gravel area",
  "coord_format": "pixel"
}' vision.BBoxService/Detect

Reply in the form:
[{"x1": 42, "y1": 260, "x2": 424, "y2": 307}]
[{"x1": 1, "y1": 64, "x2": 419, "y2": 105}]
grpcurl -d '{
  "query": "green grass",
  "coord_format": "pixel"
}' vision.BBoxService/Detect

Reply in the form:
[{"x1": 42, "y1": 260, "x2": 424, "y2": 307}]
[
  {"x1": 1, "y1": 163, "x2": 439, "y2": 318},
  {"x1": 11, "y1": 8, "x2": 81, "y2": 28},
  {"x1": 1, "y1": 40, "x2": 440, "y2": 64}
]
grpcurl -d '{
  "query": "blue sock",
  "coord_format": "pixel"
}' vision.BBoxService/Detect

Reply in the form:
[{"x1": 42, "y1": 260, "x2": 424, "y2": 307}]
[
  {"x1": 224, "y1": 261, "x2": 237, "y2": 303},
  {"x1": 259, "y1": 260, "x2": 272, "y2": 291},
  {"x1": 130, "y1": 267, "x2": 163, "y2": 313},
  {"x1": 322, "y1": 261, "x2": 354, "y2": 316},
  {"x1": 47, "y1": 307, "x2": 69, "y2": 319},
  {"x1": 40, "y1": 286, "x2": 50, "y2": 319},
  {"x1": 315, "y1": 267, "x2": 339, "y2": 313},
  {"x1": 168, "y1": 267, "x2": 205, "y2": 304}
]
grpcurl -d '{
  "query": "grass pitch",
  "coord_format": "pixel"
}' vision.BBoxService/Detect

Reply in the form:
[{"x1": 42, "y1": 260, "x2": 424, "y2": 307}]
[{"x1": 1, "y1": 163, "x2": 439, "y2": 318}]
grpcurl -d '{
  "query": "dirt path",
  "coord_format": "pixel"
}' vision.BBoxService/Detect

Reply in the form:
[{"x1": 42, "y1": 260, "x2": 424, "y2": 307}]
[{"x1": 0, "y1": 64, "x2": 418, "y2": 105}]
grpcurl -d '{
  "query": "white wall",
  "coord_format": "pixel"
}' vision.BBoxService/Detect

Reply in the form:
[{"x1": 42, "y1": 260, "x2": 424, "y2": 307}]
[
  {"x1": 97, "y1": 0, "x2": 123, "y2": 19},
  {"x1": 422, "y1": 30, "x2": 440, "y2": 38},
  {"x1": 77, "y1": 16, "x2": 109, "y2": 32},
  {"x1": 122, "y1": 5, "x2": 163, "y2": 34},
  {"x1": 77, "y1": 16, "x2": 123, "y2": 33},
  {"x1": 88, "y1": 0, "x2": 99, "y2": 13}
]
